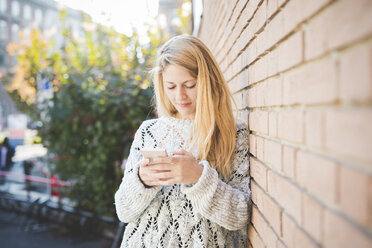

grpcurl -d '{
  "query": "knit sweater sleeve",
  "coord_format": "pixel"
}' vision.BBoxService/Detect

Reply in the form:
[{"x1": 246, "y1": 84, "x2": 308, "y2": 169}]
[
  {"x1": 114, "y1": 121, "x2": 162, "y2": 223},
  {"x1": 180, "y1": 122, "x2": 251, "y2": 231}
]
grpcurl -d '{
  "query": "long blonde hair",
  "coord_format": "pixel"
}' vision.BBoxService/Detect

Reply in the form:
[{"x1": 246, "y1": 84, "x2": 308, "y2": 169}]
[{"x1": 152, "y1": 35, "x2": 237, "y2": 179}]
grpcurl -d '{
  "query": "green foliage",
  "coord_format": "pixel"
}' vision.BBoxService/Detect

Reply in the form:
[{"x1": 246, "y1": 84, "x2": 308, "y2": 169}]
[{"x1": 8, "y1": 13, "x2": 165, "y2": 217}]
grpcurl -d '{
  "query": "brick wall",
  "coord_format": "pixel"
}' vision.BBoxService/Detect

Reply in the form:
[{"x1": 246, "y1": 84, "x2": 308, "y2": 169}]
[{"x1": 197, "y1": 0, "x2": 372, "y2": 247}]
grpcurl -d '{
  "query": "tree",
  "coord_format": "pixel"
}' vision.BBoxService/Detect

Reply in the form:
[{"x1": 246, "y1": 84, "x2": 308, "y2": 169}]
[{"x1": 6, "y1": 12, "x2": 165, "y2": 217}]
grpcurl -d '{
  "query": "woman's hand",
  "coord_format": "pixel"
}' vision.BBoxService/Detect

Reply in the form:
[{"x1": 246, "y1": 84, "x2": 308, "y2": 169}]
[{"x1": 138, "y1": 149, "x2": 203, "y2": 186}]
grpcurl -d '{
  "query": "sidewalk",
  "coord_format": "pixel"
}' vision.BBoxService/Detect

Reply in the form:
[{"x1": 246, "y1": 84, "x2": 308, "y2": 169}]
[
  {"x1": 0, "y1": 144, "x2": 113, "y2": 248},
  {"x1": 0, "y1": 209, "x2": 109, "y2": 248}
]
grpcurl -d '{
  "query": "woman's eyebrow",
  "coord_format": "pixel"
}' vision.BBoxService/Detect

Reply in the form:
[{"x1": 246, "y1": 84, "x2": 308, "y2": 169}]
[{"x1": 165, "y1": 79, "x2": 195, "y2": 84}]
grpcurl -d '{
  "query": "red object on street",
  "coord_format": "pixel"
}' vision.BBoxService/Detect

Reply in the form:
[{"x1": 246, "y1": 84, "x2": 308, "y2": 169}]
[{"x1": 50, "y1": 175, "x2": 59, "y2": 197}]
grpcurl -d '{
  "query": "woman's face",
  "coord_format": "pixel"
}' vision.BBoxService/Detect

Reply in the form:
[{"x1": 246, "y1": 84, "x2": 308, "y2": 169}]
[{"x1": 162, "y1": 64, "x2": 198, "y2": 119}]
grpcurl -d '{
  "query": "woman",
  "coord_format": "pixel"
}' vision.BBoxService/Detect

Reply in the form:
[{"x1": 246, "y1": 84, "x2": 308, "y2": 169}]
[{"x1": 115, "y1": 34, "x2": 251, "y2": 247}]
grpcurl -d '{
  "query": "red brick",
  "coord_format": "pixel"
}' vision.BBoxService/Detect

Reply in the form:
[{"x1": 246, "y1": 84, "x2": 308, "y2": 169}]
[
  {"x1": 249, "y1": 111, "x2": 268, "y2": 135},
  {"x1": 249, "y1": 134, "x2": 257, "y2": 157},
  {"x1": 282, "y1": 57, "x2": 337, "y2": 105},
  {"x1": 221, "y1": 58, "x2": 229, "y2": 75},
  {"x1": 340, "y1": 166, "x2": 371, "y2": 227},
  {"x1": 247, "y1": 86, "x2": 257, "y2": 107},
  {"x1": 258, "y1": 30, "x2": 302, "y2": 81},
  {"x1": 234, "y1": 0, "x2": 261, "y2": 50},
  {"x1": 224, "y1": 0, "x2": 247, "y2": 49},
  {"x1": 268, "y1": 171, "x2": 302, "y2": 223},
  {"x1": 266, "y1": 0, "x2": 279, "y2": 18},
  {"x1": 277, "y1": 110, "x2": 304, "y2": 144},
  {"x1": 265, "y1": 76, "x2": 282, "y2": 107},
  {"x1": 255, "y1": 81, "x2": 266, "y2": 107},
  {"x1": 296, "y1": 151, "x2": 337, "y2": 203},
  {"x1": 262, "y1": 192, "x2": 282, "y2": 235},
  {"x1": 241, "y1": 90, "x2": 249, "y2": 110},
  {"x1": 325, "y1": 108, "x2": 372, "y2": 163},
  {"x1": 294, "y1": 228, "x2": 319, "y2": 248},
  {"x1": 208, "y1": 1, "x2": 228, "y2": 50},
  {"x1": 229, "y1": 70, "x2": 248, "y2": 93},
  {"x1": 256, "y1": 136, "x2": 265, "y2": 161},
  {"x1": 266, "y1": 50, "x2": 279, "y2": 81},
  {"x1": 269, "y1": 111, "x2": 278, "y2": 137},
  {"x1": 238, "y1": 109, "x2": 249, "y2": 124},
  {"x1": 251, "y1": 206, "x2": 279, "y2": 248},
  {"x1": 248, "y1": 55, "x2": 268, "y2": 84},
  {"x1": 258, "y1": 0, "x2": 332, "y2": 58},
  {"x1": 248, "y1": 0, "x2": 267, "y2": 39},
  {"x1": 304, "y1": 110, "x2": 324, "y2": 149},
  {"x1": 227, "y1": 0, "x2": 261, "y2": 63},
  {"x1": 251, "y1": 180, "x2": 263, "y2": 208},
  {"x1": 282, "y1": 213, "x2": 319, "y2": 248},
  {"x1": 282, "y1": 146, "x2": 296, "y2": 179},
  {"x1": 282, "y1": 214, "x2": 297, "y2": 248},
  {"x1": 248, "y1": 225, "x2": 265, "y2": 248},
  {"x1": 339, "y1": 44, "x2": 372, "y2": 103},
  {"x1": 303, "y1": 195, "x2": 324, "y2": 243},
  {"x1": 252, "y1": 180, "x2": 282, "y2": 235},
  {"x1": 323, "y1": 210, "x2": 372, "y2": 248},
  {"x1": 305, "y1": 0, "x2": 372, "y2": 60},
  {"x1": 273, "y1": 31, "x2": 303, "y2": 75},
  {"x1": 256, "y1": 8, "x2": 284, "y2": 56},
  {"x1": 277, "y1": 239, "x2": 287, "y2": 248},
  {"x1": 250, "y1": 157, "x2": 267, "y2": 191},
  {"x1": 233, "y1": 91, "x2": 244, "y2": 110},
  {"x1": 278, "y1": 0, "x2": 286, "y2": 7},
  {"x1": 264, "y1": 139, "x2": 282, "y2": 172},
  {"x1": 242, "y1": 37, "x2": 259, "y2": 71}
]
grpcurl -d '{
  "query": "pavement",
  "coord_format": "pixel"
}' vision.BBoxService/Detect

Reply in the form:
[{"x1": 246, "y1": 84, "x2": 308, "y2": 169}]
[
  {"x1": 0, "y1": 144, "x2": 113, "y2": 248},
  {"x1": 0, "y1": 209, "x2": 110, "y2": 248}
]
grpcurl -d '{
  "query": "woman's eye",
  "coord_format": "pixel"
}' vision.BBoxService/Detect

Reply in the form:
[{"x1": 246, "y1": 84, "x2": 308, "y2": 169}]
[
  {"x1": 167, "y1": 86, "x2": 176, "y2": 90},
  {"x1": 186, "y1": 84, "x2": 196, "y2": 89}
]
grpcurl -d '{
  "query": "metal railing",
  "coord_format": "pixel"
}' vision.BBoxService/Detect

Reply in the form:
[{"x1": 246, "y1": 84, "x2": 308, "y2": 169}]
[{"x1": 0, "y1": 188, "x2": 127, "y2": 248}]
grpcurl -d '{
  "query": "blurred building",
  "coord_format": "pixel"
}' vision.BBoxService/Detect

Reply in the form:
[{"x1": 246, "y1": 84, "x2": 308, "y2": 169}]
[
  {"x1": 0, "y1": 0, "x2": 83, "y2": 68},
  {"x1": 158, "y1": 0, "x2": 192, "y2": 37},
  {"x1": 158, "y1": 0, "x2": 182, "y2": 36},
  {"x1": 0, "y1": 0, "x2": 84, "y2": 130}
]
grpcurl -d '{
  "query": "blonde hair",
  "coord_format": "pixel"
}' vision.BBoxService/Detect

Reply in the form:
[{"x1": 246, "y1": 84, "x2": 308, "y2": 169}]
[{"x1": 152, "y1": 35, "x2": 237, "y2": 179}]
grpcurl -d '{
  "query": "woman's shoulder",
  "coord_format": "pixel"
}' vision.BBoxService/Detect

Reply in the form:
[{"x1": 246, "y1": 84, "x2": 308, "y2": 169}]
[
  {"x1": 235, "y1": 119, "x2": 249, "y2": 147},
  {"x1": 235, "y1": 119, "x2": 248, "y2": 133}
]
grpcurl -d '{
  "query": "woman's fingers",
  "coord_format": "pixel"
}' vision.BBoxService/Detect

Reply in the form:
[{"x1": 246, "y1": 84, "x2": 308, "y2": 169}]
[
  {"x1": 147, "y1": 162, "x2": 175, "y2": 171},
  {"x1": 150, "y1": 156, "x2": 175, "y2": 164},
  {"x1": 172, "y1": 149, "x2": 191, "y2": 156},
  {"x1": 139, "y1": 158, "x2": 150, "y2": 167},
  {"x1": 155, "y1": 171, "x2": 174, "y2": 180}
]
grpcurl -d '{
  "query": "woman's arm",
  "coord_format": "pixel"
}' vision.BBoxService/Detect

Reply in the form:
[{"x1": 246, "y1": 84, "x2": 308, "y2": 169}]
[
  {"x1": 114, "y1": 122, "x2": 162, "y2": 223},
  {"x1": 180, "y1": 123, "x2": 251, "y2": 231}
]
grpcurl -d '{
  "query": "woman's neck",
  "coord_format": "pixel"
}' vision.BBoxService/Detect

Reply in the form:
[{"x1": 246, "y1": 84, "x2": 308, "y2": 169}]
[{"x1": 175, "y1": 113, "x2": 195, "y2": 120}]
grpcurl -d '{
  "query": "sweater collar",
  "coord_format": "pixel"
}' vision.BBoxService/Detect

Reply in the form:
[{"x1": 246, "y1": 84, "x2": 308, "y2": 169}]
[{"x1": 160, "y1": 115, "x2": 194, "y2": 126}]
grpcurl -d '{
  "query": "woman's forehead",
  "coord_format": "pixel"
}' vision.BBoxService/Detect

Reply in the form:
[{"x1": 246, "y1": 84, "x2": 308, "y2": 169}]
[{"x1": 163, "y1": 64, "x2": 195, "y2": 81}]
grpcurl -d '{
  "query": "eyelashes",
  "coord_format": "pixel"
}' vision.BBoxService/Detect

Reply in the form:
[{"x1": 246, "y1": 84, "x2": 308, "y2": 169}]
[{"x1": 167, "y1": 84, "x2": 196, "y2": 90}]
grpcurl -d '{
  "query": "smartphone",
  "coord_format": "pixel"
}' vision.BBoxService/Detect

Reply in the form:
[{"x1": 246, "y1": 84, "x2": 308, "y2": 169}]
[{"x1": 140, "y1": 148, "x2": 167, "y2": 158}]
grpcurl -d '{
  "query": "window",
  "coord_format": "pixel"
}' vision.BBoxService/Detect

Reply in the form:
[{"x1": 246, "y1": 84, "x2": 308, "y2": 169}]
[
  {"x1": 0, "y1": 0, "x2": 7, "y2": 13},
  {"x1": 35, "y1": 8, "x2": 43, "y2": 24},
  {"x1": 11, "y1": 0, "x2": 20, "y2": 17},
  {"x1": 23, "y1": 4, "x2": 32, "y2": 20},
  {"x1": 11, "y1": 23, "x2": 19, "y2": 41},
  {"x1": 0, "y1": 20, "x2": 7, "y2": 41}
]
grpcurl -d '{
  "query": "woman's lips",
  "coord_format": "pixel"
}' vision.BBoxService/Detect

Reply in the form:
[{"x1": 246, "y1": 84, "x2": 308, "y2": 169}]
[{"x1": 178, "y1": 103, "x2": 191, "y2": 108}]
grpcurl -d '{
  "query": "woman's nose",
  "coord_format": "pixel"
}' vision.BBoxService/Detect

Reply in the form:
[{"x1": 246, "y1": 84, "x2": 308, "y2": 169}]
[{"x1": 176, "y1": 87, "x2": 187, "y2": 100}]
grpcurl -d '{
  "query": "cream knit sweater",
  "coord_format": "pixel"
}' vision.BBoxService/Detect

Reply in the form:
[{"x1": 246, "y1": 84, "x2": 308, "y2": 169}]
[{"x1": 114, "y1": 116, "x2": 251, "y2": 248}]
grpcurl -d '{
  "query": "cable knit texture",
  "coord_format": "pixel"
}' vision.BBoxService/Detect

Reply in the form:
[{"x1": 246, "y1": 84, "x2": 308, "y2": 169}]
[{"x1": 114, "y1": 116, "x2": 251, "y2": 248}]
